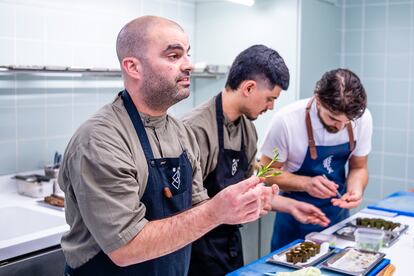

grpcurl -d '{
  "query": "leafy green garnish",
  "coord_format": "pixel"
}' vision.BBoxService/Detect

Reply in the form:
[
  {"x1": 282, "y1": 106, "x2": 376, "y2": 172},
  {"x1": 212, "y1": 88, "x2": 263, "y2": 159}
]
[{"x1": 256, "y1": 148, "x2": 282, "y2": 178}]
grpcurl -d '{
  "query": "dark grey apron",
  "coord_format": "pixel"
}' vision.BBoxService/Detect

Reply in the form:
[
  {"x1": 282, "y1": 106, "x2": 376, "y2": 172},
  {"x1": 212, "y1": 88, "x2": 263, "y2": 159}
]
[
  {"x1": 64, "y1": 90, "x2": 193, "y2": 275},
  {"x1": 188, "y1": 93, "x2": 249, "y2": 276}
]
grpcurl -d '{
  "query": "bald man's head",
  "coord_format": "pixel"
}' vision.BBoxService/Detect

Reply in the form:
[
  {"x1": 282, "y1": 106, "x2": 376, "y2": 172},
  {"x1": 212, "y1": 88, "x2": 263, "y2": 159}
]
[{"x1": 116, "y1": 16, "x2": 183, "y2": 64}]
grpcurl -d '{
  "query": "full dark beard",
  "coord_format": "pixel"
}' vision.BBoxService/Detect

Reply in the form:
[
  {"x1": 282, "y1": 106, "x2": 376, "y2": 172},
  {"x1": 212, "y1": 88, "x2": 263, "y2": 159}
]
[
  {"x1": 317, "y1": 109, "x2": 340, "y2": 133},
  {"x1": 140, "y1": 63, "x2": 190, "y2": 111}
]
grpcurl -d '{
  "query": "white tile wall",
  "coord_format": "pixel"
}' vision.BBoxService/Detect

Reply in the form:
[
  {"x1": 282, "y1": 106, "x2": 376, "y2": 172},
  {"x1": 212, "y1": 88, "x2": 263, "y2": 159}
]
[
  {"x1": 0, "y1": 0, "x2": 196, "y2": 68},
  {"x1": 340, "y1": 0, "x2": 414, "y2": 201},
  {"x1": 0, "y1": 0, "x2": 196, "y2": 175}
]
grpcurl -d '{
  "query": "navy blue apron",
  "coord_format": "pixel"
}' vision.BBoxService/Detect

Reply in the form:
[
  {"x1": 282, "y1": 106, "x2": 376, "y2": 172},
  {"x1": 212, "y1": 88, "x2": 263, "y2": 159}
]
[
  {"x1": 188, "y1": 93, "x2": 249, "y2": 276},
  {"x1": 270, "y1": 97, "x2": 355, "y2": 251},
  {"x1": 64, "y1": 90, "x2": 193, "y2": 276}
]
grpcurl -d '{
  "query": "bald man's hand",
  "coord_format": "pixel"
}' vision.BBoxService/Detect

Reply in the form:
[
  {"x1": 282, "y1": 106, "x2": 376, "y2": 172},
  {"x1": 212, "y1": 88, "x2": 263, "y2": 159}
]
[
  {"x1": 258, "y1": 182, "x2": 279, "y2": 216},
  {"x1": 209, "y1": 176, "x2": 265, "y2": 225}
]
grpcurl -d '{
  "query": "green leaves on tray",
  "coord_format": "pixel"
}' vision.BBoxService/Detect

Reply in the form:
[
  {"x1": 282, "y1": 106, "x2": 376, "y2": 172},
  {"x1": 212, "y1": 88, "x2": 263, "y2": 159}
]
[{"x1": 256, "y1": 148, "x2": 282, "y2": 178}]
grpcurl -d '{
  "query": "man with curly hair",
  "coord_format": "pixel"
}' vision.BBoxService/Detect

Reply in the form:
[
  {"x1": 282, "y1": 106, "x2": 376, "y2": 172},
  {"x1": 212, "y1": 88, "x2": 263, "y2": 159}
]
[{"x1": 260, "y1": 68, "x2": 373, "y2": 250}]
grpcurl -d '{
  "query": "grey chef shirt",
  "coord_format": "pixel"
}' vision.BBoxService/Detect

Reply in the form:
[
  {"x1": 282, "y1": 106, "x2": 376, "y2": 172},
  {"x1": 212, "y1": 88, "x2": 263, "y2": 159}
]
[
  {"x1": 58, "y1": 93, "x2": 209, "y2": 268},
  {"x1": 182, "y1": 95, "x2": 258, "y2": 180}
]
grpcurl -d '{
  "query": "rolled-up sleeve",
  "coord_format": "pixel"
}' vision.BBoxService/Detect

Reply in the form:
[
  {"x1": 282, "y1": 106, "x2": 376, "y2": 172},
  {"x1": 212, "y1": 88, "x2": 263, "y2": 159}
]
[
  {"x1": 69, "y1": 135, "x2": 148, "y2": 253},
  {"x1": 184, "y1": 126, "x2": 209, "y2": 205}
]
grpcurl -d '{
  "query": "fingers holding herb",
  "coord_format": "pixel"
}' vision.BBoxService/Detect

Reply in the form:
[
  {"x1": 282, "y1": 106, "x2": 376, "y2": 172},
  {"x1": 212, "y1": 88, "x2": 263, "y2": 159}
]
[{"x1": 256, "y1": 148, "x2": 282, "y2": 179}]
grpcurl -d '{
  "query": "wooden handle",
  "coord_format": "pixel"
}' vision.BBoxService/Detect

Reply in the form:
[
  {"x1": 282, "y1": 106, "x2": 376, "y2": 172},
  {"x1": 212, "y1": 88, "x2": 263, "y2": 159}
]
[
  {"x1": 377, "y1": 264, "x2": 396, "y2": 276},
  {"x1": 163, "y1": 187, "x2": 173, "y2": 199}
]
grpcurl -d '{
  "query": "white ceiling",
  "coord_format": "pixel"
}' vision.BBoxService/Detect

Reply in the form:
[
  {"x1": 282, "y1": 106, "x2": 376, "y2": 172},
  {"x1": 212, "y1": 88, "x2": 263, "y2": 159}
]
[{"x1": 184, "y1": 0, "x2": 225, "y2": 2}]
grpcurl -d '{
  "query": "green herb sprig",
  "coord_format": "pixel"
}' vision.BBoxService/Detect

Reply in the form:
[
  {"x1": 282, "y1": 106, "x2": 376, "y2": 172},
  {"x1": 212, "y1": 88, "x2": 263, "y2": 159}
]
[{"x1": 256, "y1": 148, "x2": 282, "y2": 178}]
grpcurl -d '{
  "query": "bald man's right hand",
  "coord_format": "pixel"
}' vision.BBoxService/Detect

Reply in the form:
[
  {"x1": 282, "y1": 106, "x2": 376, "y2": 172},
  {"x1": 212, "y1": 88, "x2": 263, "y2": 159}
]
[{"x1": 209, "y1": 176, "x2": 265, "y2": 225}]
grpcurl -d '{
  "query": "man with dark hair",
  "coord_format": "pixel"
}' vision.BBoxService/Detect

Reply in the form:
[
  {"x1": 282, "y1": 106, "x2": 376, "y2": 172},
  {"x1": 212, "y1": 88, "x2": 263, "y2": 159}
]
[
  {"x1": 260, "y1": 68, "x2": 373, "y2": 250},
  {"x1": 182, "y1": 45, "x2": 329, "y2": 275},
  {"x1": 58, "y1": 16, "x2": 274, "y2": 276}
]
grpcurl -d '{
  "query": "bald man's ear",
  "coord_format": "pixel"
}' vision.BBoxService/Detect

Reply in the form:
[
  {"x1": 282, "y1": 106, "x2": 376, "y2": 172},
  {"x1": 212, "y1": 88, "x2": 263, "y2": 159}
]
[
  {"x1": 240, "y1": 80, "x2": 256, "y2": 97},
  {"x1": 121, "y1": 57, "x2": 142, "y2": 80}
]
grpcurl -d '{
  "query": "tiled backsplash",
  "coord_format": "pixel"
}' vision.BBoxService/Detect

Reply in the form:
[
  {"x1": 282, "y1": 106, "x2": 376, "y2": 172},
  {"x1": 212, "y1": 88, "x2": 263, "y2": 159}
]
[
  {"x1": 0, "y1": 0, "x2": 195, "y2": 175},
  {"x1": 0, "y1": 74, "x2": 123, "y2": 174},
  {"x1": 340, "y1": 0, "x2": 414, "y2": 206}
]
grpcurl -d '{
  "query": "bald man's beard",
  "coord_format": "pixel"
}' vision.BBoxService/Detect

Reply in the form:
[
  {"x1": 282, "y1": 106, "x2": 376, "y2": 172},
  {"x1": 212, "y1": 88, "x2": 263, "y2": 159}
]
[{"x1": 140, "y1": 63, "x2": 190, "y2": 112}]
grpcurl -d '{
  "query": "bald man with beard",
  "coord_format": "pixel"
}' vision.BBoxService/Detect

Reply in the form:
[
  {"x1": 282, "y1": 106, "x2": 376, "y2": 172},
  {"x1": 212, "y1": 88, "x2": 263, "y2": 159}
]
[{"x1": 58, "y1": 16, "x2": 275, "y2": 276}]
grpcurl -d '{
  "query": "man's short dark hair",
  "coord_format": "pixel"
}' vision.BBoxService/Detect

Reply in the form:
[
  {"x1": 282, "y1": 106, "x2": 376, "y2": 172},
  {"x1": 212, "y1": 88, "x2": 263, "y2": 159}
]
[
  {"x1": 225, "y1": 45, "x2": 289, "y2": 91},
  {"x1": 315, "y1": 68, "x2": 367, "y2": 120}
]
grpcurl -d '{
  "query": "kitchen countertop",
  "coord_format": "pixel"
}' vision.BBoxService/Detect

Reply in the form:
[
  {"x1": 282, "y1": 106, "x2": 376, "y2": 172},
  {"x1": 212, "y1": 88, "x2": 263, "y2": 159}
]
[
  {"x1": 1, "y1": 170, "x2": 413, "y2": 275},
  {"x1": 229, "y1": 207, "x2": 413, "y2": 275},
  {"x1": 321, "y1": 208, "x2": 414, "y2": 275},
  {"x1": 0, "y1": 172, "x2": 69, "y2": 262}
]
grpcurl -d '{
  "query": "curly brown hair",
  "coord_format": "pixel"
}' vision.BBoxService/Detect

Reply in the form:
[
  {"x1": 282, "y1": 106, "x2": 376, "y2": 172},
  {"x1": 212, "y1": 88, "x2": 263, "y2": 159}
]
[{"x1": 314, "y1": 68, "x2": 367, "y2": 120}]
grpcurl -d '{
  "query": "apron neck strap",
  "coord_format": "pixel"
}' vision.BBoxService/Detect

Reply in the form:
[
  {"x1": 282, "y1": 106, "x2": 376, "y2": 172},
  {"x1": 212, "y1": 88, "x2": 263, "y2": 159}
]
[
  {"x1": 121, "y1": 90, "x2": 155, "y2": 160},
  {"x1": 215, "y1": 92, "x2": 245, "y2": 151},
  {"x1": 305, "y1": 97, "x2": 356, "y2": 160},
  {"x1": 306, "y1": 97, "x2": 318, "y2": 160},
  {"x1": 347, "y1": 123, "x2": 355, "y2": 151},
  {"x1": 215, "y1": 92, "x2": 226, "y2": 150}
]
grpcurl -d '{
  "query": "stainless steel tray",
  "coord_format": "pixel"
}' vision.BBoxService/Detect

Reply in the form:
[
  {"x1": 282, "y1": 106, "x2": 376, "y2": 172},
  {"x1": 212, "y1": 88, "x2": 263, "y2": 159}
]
[
  {"x1": 320, "y1": 247, "x2": 386, "y2": 276},
  {"x1": 266, "y1": 241, "x2": 335, "y2": 269},
  {"x1": 348, "y1": 218, "x2": 409, "y2": 235},
  {"x1": 333, "y1": 225, "x2": 358, "y2": 241},
  {"x1": 333, "y1": 221, "x2": 409, "y2": 247}
]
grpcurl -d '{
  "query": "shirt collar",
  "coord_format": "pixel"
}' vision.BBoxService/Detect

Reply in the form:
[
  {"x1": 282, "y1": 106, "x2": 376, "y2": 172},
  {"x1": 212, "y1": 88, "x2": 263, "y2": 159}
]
[
  {"x1": 140, "y1": 112, "x2": 168, "y2": 129},
  {"x1": 114, "y1": 93, "x2": 168, "y2": 129}
]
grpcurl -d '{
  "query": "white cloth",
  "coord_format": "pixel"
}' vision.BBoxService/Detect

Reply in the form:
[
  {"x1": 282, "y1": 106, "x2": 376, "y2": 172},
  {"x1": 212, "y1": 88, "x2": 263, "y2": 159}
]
[{"x1": 260, "y1": 98, "x2": 373, "y2": 173}]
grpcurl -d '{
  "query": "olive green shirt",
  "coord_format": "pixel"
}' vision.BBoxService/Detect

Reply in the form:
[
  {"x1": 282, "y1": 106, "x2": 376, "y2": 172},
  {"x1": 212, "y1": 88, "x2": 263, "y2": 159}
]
[
  {"x1": 58, "y1": 93, "x2": 208, "y2": 268},
  {"x1": 182, "y1": 95, "x2": 258, "y2": 180}
]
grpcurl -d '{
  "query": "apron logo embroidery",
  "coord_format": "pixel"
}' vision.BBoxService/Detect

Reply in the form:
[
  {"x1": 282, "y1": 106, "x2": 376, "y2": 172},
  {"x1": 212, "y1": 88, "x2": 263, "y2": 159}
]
[
  {"x1": 323, "y1": 155, "x2": 334, "y2": 174},
  {"x1": 231, "y1": 159, "x2": 239, "y2": 176},
  {"x1": 171, "y1": 167, "x2": 181, "y2": 189}
]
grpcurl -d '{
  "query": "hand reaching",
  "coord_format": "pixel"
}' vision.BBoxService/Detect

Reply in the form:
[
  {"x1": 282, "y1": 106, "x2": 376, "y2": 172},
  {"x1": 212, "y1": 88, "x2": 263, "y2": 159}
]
[
  {"x1": 290, "y1": 201, "x2": 330, "y2": 227},
  {"x1": 331, "y1": 189, "x2": 363, "y2": 209}
]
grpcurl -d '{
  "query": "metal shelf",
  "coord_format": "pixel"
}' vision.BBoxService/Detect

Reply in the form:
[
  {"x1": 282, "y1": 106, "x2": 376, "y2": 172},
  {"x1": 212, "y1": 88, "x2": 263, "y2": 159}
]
[
  {"x1": 0, "y1": 64, "x2": 229, "y2": 78},
  {"x1": 0, "y1": 65, "x2": 121, "y2": 77},
  {"x1": 191, "y1": 64, "x2": 229, "y2": 78}
]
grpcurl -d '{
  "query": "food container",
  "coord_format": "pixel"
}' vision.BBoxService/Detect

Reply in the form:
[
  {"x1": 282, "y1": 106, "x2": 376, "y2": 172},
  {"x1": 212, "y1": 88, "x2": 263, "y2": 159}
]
[
  {"x1": 44, "y1": 165, "x2": 59, "y2": 178},
  {"x1": 305, "y1": 232, "x2": 337, "y2": 246},
  {"x1": 14, "y1": 174, "x2": 53, "y2": 198},
  {"x1": 44, "y1": 166, "x2": 64, "y2": 195},
  {"x1": 354, "y1": 228, "x2": 384, "y2": 252}
]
